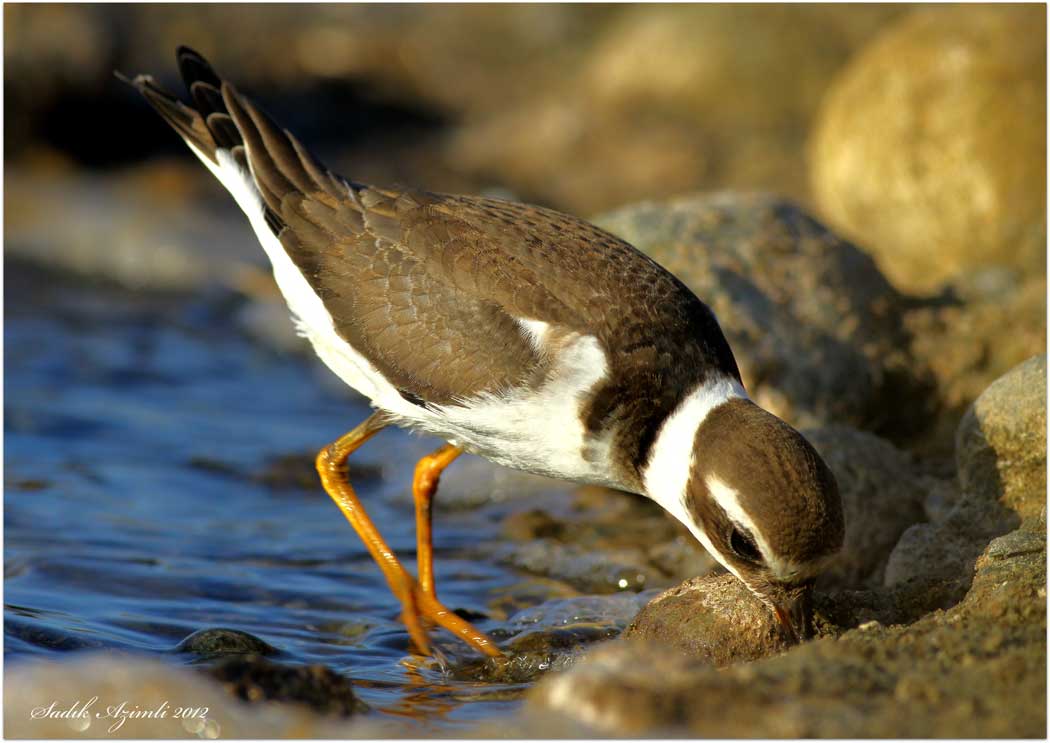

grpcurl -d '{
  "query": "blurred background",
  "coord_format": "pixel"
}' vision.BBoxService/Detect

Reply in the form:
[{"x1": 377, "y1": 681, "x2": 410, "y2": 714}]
[
  {"x1": 7, "y1": 4, "x2": 909, "y2": 208},
  {"x1": 4, "y1": 4, "x2": 1047, "y2": 736},
  {"x1": 6, "y1": 4, "x2": 1045, "y2": 290}
]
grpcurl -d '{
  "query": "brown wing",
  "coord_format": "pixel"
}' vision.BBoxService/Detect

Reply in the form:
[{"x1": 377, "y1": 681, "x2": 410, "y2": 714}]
[{"x1": 130, "y1": 47, "x2": 740, "y2": 441}]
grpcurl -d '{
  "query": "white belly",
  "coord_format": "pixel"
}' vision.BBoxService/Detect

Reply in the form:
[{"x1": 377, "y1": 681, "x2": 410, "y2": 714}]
[
  {"x1": 193, "y1": 145, "x2": 624, "y2": 490},
  {"x1": 310, "y1": 319, "x2": 624, "y2": 491}
]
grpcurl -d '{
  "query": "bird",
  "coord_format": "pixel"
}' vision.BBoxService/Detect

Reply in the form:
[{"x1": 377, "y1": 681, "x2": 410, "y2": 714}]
[{"x1": 121, "y1": 47, "x2": 845, "y2": 659}]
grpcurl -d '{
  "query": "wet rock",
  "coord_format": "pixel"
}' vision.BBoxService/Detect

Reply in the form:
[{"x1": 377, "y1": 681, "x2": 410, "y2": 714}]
[
  {"x1": 623, "y1": 573, "x2": 789, "y2": 665},
  {"x1": 595, "y1": 193, "x2": 934, "y2": 440},
  {"x1": 956, "y1": 355, "x2": 1047, "y2": 519},
  {"x1": 494, "y1": 485, "x2": 716, "y2": 594},
  {"x1": 447, "y1": 594, "x2": 650, "y2": 684},
  {"x1": 453, "y1": 625, "x2": 619, "y2": 685},
  {"x1": 173, "y1": 628, "x2": 279, "y2": 658},
  {"x1": 804, "y1": 426, "x2": 929, "y2": 588},
  {"x1": 810, "y1": 5, "x2": 1047, "y2": 291},
  {"x1": 904, "y1": 274, "x2": 1046, "y2": 454},
  {"x1": 206, "y1": 655, "x2": 367, "y2": 717},
  {"x1": 526, "y1": 514, "x2": 1046, "y2": 737}
]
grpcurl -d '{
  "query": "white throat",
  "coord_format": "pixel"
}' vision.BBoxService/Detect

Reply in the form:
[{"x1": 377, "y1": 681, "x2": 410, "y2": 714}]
[{"x1": 641, "y1": 375, "x2": 747, "y2": 568}]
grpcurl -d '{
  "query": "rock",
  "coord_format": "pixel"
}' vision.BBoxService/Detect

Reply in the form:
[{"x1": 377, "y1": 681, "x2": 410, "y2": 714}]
[
  {"x1": 172, "y1": 628, "x2": 280, "y2": 658},
  {"x1": 966, "y1": 512, "x2": 1047, "y2": 624},
  {"x1": 623, "y1": 573, "x2": 790, "y2": 665},
  {"x1": 205, "y1": 655, "x2": 368, "y2": 717},
  {"x1": 904, "y1": 274, "x2": 1046, "y2": 455},
  {"x1": 3, "y1": 655, "x2": 394, "y2": 738},
  {"x1": 884, "y1": 359, "x2": 1043, "y2": 589},
  {"x1": 452, "y1": 5, "x2": 903, "y2": 214},
  {"x1": 5, "y1": 168, "x2": 265, "y2": 292},
  {"x1": 496, "y1": 539, "x2": 658, "y2": 595},
  {"x1": 810, "y1": 5, "x2": 1047, "y2": 291},
  {"x1": 494, "y1": 485, "x2": 717, "y2": 594},
  {"x1": 881, "y1": 495, "x2": 1018, "y2": 592},
  {"x1": 446, "y1": 593, "x2": 652, "y2": 684},
  {"x1": 956, "y1": 355, "x2": 1047, "y2": 519},
  {"x1": 527, "y1": 639, "x2": 710, "y2": 734},
  {"x1": 526, "y1": 513, "x2": 1046, "y2": 737},
  {"x1": 595, "y1": 193, "x2": 934, "y2": 440},
  {"x1": 804, "y1": 426, "x2": 929, "y2": 588}
]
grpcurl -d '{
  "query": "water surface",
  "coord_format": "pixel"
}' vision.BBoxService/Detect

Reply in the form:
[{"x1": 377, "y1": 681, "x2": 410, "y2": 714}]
[{"x1": 4, "y1": 265, "x2": 614, "y2": 729}]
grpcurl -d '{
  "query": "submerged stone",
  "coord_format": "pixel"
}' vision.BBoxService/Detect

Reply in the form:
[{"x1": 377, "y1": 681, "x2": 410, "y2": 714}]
[
  {"x1": 205, "y1": 654, "x2": 368, "y2": 717},
  {"x1": 173, "y1": 628, "x2": 280, "y2": 658}
]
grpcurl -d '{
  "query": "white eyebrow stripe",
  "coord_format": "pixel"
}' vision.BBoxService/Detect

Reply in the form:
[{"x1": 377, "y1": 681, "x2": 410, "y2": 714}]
[
  {"x1": 705, "y1": 474, "x2": 772, "y2": 557},
  {"x1": 706, "y1": 474, "x2": 806, "y2": 580}
]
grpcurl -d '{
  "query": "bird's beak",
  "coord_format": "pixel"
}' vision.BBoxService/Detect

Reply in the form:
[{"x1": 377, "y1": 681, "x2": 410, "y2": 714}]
[{"x1": 772, "y1": 585, "x2": 813, "y2": 644}]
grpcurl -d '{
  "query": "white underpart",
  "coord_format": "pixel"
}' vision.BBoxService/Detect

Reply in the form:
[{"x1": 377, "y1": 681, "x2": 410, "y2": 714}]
[
  {"x1": 641, "y1": 376, "x2": 751, "y2": 581},
  {"x1": 190, "y1": 146, "x2": 418, "y2": 417},
  {"x1": 191, "y1": 146, "x2": 621, "y2": 486},
  {"x1": 424, "y1": 328, "x2": 623, "y2": 489}
]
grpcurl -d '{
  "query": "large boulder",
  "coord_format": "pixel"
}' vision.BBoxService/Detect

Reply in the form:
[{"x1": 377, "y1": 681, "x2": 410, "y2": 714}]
[
  {"x1": 595, "y1": 193, "x2": 934, "y2": 440},
  {"x1": 956, "y1": 355, "x2": 1047, "y2": 520},
  {"x1": 450, "y1": 5, "x2": 903, "y2": 214},
  {"x1": 884, "y1": 356, "x2": 1045, "y2": 588},
  {"x1": 810, "y1": 5, "x2": 1047, "y2": 292}
]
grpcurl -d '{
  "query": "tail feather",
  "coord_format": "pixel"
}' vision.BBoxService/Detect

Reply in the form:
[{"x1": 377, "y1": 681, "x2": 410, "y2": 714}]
[
  {"x1": 119, "y1": 46, "x2": 347, "y2": 236},
  {"x1": 219, "y1": 81, "x2": 298, "y2": 206},
  {"x1": 116, "y1": 70, "x2": 219, "y2": 163}
]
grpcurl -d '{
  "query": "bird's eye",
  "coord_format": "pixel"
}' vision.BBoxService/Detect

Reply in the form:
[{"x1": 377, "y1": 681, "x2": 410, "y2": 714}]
[{"x1": 729, "y1": 527, "x2": 762, "y2": 563}]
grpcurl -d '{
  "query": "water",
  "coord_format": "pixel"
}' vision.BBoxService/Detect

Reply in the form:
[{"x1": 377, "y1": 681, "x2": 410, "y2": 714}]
[{"x1": 4, "y1": 264, "x2": 634, "y2": 729}]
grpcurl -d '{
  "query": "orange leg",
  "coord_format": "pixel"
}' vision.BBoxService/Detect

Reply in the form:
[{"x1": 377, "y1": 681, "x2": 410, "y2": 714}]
[
  {"x1": 413, "y1": 443, "x2": 463, "y2": 600},
  {"x1": 316, "y1": 415, "x2": 502, "y2": 658}
]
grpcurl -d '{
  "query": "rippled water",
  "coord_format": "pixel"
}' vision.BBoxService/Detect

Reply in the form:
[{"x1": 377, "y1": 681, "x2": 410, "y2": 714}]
[{"x1": 5, "y1": 264, "x2": 645, "y2": 729}]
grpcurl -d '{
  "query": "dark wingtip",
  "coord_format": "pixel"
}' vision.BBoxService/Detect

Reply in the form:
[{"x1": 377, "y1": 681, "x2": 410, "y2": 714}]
[{"x1": 176, "y1": 45, "x2": 222, "y2": 89}]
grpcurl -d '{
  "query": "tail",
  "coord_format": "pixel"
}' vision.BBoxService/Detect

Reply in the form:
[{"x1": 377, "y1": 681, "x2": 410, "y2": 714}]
[{"x1": 117, "y1": 46, "x2": 347, "y2": 238}]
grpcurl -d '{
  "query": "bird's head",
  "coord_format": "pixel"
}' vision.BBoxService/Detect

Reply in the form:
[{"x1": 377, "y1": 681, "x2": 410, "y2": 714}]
[{"x1": 644, "y1": 380, "x2": 844, "y2": 642}]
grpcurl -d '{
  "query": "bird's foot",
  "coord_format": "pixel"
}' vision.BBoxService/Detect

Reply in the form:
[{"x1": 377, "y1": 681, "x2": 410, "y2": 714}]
[{"x1": 393, "y1": 573, "x2": 504, "y2": 659}]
